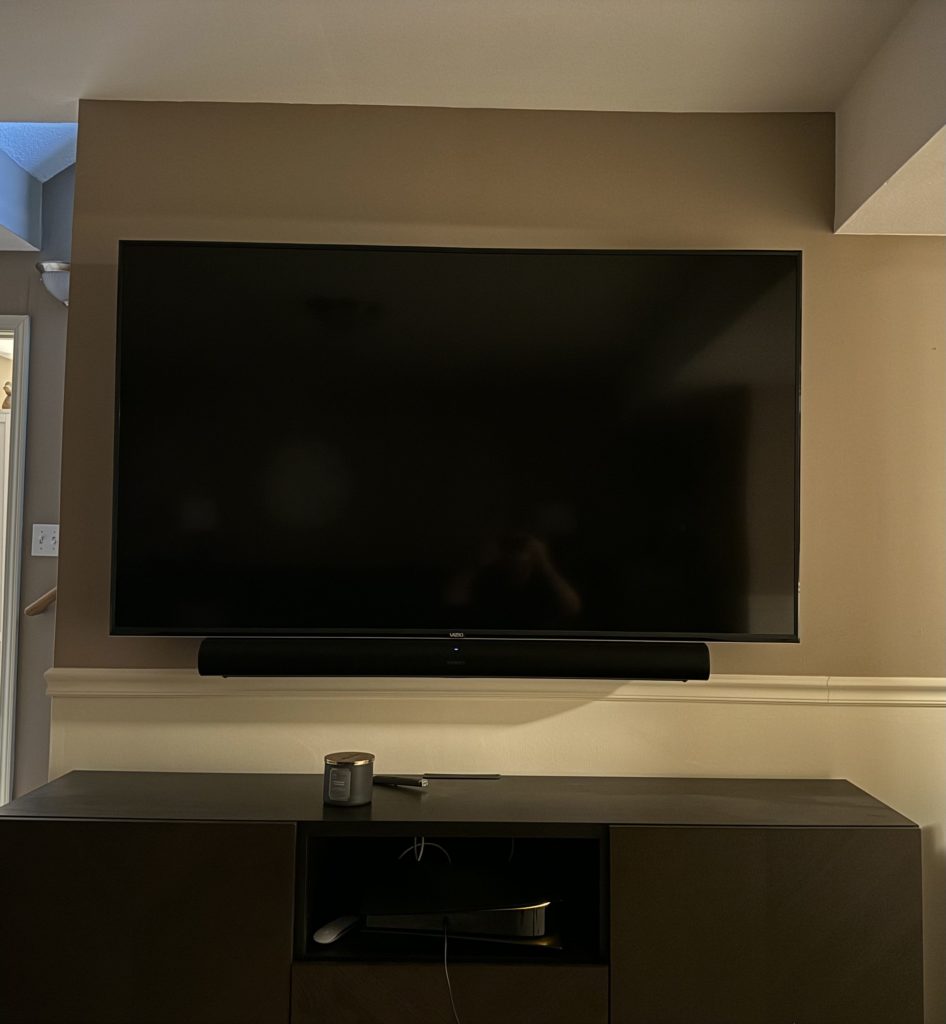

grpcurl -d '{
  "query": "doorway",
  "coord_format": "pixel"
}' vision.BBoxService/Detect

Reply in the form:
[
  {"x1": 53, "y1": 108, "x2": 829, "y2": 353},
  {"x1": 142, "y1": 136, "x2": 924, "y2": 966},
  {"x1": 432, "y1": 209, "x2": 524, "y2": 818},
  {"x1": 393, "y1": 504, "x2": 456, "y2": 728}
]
[{"x1": 0, "y1": 314, "x2": 30, "y2": 804}]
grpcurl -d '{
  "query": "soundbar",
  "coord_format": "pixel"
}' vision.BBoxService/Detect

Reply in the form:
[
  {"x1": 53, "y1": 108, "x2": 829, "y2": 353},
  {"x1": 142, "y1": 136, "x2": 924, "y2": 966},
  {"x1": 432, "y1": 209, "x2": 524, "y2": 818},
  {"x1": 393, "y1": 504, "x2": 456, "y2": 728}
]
[{"x1": 197, "y1": 637, "x2": 710, "y2": 680}]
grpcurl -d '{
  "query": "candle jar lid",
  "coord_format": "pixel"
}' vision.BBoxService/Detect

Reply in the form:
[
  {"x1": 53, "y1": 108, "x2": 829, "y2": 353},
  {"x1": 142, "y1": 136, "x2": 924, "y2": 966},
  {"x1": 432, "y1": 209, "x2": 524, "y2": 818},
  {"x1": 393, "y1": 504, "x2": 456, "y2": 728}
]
[{"x1": 325, "y1": 751, "x2": 375, "y2": 767}]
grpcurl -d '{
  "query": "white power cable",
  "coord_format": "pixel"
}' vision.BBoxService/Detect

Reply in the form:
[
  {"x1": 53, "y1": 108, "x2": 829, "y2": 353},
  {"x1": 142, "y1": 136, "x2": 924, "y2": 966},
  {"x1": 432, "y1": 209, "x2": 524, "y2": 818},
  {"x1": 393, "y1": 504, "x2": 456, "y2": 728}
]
[
  {"x1": 443, "y1": 922, "x2": 461, "y2": 1024},
  {"x1": 397, "y1": 836, "x2": 452, "y2": 863}
]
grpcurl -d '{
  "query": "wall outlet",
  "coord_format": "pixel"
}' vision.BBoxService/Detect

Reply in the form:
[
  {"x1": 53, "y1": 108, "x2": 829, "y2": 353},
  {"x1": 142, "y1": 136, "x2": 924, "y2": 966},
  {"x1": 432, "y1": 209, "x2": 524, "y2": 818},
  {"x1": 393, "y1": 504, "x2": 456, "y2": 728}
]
[{"x1": 32, "y1": 523, "x2": 59, "y2": 557}]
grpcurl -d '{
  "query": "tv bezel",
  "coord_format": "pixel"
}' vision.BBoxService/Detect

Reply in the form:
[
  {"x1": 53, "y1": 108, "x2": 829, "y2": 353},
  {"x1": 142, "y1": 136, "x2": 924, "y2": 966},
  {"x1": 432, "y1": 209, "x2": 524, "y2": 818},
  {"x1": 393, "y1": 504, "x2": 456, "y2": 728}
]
[{"x1": 111, "y1": 240, "x2": 802, "y2": 643}]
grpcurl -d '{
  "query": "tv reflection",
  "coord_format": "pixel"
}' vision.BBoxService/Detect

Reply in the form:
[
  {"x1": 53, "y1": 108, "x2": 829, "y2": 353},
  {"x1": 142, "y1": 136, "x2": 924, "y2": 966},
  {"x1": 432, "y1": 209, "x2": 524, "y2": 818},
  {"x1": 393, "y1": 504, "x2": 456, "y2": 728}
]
[{"x1": 445, "y1": 532, "x2": 582, "y2": 625}]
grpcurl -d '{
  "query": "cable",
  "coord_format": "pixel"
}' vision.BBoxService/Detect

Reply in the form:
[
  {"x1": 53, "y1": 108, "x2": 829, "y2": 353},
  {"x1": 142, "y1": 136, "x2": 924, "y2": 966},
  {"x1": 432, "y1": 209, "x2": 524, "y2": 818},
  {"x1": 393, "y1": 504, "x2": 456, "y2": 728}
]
[
  {"x1": 397, "y1": 837, "x2": 452, "y2": 863},
  {"x1": 443, "y1": 921, "x2": 461, "y2": 1024}
]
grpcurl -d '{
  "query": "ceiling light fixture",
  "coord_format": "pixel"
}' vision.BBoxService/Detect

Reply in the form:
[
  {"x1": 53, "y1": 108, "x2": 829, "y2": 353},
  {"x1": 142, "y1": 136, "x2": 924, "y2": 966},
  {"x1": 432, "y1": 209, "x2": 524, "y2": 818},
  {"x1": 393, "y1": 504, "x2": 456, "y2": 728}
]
[{"x1": 35, "y1": 260, "x2": 70, "y2": 306}]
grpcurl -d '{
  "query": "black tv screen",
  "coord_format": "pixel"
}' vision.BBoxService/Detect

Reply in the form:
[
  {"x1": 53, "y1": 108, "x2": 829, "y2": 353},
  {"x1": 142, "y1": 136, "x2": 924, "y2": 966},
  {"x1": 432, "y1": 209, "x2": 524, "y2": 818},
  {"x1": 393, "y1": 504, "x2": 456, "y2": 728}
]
[{"x1": 112, "y1": 242, "x2": 800, "y2": 641}]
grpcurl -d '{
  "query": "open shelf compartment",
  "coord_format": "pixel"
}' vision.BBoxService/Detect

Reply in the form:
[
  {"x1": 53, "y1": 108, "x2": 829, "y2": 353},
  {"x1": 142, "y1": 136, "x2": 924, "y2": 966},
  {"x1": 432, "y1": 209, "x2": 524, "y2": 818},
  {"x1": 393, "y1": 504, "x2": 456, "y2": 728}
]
[{"x1": 295, "y1": 829, "x2": 608, "y2": 965}]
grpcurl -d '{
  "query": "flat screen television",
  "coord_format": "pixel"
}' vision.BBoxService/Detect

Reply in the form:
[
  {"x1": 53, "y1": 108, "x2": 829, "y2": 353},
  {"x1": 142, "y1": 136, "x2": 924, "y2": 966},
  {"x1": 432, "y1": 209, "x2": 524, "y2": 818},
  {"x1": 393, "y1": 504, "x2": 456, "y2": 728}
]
[{"x1": 112, "y1": 242, "x2": 800, "y2": 642}]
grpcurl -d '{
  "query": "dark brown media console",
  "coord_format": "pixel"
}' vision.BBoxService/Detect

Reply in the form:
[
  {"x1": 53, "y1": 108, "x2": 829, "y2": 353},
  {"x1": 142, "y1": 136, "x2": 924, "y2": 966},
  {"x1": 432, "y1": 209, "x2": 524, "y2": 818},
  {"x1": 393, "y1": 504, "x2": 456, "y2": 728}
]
[{"x1": 0, "y1": 772, "x2": 923, "y2": 1024}]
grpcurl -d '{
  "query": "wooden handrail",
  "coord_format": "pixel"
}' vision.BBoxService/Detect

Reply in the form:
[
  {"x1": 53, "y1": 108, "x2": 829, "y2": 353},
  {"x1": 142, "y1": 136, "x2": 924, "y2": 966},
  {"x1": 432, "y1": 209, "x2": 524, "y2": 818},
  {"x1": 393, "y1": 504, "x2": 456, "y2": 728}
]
[{"x1": 24, "y1": 587, "x2": 57, "y2": 616}]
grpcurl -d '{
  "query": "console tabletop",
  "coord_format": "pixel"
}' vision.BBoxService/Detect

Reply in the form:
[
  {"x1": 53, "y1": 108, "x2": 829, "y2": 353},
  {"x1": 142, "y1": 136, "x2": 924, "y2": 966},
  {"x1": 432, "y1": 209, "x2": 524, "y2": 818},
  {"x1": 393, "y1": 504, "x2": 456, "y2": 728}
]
[{"x1": 0, "y1": 770, "x2": 914, "y2": 828}]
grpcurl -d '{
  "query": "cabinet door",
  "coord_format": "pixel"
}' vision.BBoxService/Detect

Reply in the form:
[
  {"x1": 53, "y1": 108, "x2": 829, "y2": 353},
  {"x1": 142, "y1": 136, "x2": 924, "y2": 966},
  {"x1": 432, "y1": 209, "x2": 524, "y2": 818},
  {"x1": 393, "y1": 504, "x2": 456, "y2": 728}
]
[
  {"x1": 610, "y1": 825, "x2": 922, "y2": 1024},
  {"x1": 0, "y1": 820, "x2": 295, "y2": 1024},
  {"x1": 292, "y1": 962, "x2": 609, "y2": 1024}
]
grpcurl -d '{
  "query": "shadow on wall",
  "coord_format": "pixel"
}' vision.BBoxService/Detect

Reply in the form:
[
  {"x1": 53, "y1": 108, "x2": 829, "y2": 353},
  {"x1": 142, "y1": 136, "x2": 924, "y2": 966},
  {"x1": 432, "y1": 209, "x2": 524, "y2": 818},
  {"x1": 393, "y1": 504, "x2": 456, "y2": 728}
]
[{"x1": 54, "y1": 690, "x2": 619, "y2": 728}]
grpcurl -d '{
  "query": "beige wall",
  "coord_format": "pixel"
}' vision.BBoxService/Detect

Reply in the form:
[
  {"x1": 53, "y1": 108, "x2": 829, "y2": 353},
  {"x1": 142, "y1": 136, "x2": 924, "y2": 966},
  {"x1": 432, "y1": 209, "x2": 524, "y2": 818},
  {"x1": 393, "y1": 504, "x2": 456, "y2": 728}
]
[{"x1": 58, "y1": 100, "x2": 945, "y2": 676}]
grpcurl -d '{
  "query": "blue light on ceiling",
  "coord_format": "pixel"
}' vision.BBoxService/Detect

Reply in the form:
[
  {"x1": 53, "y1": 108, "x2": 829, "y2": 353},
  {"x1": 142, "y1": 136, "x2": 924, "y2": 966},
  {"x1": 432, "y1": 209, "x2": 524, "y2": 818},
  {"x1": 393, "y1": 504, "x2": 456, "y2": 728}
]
[{"x1": 0, "y1": 123, "x2": 77, "y2": 182}]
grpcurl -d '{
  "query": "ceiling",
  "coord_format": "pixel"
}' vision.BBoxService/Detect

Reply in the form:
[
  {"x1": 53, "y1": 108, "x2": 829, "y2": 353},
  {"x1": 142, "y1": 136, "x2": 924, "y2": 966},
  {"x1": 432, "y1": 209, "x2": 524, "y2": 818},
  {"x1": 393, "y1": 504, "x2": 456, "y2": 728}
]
[
  {"x1": 0, "y1": 0, "x2": 915, "y2": 122},
  {"x1": 0, "y1": 123, "x2": 77, "y2": 180}
]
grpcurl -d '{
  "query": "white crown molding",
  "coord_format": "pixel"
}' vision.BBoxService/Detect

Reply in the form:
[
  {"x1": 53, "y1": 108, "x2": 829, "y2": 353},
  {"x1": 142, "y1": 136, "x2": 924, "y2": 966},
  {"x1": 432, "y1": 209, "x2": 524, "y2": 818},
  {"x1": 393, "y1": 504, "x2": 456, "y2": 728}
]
[
  {"x1": 44, "y1": 668, "x2": 945, "y2": 706},
  {"x1": 827, "y1": 676, "x2": 946, "y2": 706}
]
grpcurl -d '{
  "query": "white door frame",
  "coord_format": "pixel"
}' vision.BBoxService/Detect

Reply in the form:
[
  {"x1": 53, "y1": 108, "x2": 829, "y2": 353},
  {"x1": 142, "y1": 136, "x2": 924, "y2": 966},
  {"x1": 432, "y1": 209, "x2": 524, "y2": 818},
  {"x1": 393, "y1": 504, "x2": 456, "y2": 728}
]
[{"x1": 0, "y1": 314, "x2": 30, "y2": 805}]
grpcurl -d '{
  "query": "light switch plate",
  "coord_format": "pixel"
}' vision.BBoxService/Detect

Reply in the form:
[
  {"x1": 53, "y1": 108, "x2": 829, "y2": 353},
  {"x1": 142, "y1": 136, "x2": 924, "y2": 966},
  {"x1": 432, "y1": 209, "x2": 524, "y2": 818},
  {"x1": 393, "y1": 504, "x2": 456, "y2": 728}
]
[{"x1": 31, "y1": 523, "x2": 59, "y2": 557}]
